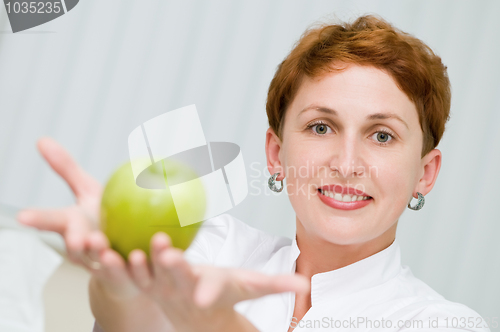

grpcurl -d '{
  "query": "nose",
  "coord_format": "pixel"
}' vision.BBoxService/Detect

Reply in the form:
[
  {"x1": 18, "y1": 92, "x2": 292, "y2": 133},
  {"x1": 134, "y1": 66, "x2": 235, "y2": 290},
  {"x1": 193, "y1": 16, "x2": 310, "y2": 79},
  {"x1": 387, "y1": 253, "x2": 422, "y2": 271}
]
[{"x1": 329, "y1": 132, "x2": 366, "y2": 179}]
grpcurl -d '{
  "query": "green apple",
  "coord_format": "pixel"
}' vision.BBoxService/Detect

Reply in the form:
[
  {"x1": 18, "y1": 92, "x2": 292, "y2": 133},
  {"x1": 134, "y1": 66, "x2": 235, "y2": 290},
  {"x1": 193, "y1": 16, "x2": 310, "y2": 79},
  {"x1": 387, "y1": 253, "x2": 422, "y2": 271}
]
[{"x1": 100, "y1": 158, "x2": 207, "y2": 260}]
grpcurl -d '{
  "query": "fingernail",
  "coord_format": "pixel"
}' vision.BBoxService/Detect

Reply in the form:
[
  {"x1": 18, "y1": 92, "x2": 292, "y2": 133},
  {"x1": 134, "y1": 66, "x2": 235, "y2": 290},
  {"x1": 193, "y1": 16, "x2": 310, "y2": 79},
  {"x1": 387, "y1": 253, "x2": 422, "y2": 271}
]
[
  {"x1": 155, "y1": 232, "x2": 170, "y2": 246},
  {"x1": 128, "y1": 249, "x2": 144, "y2": 263}
]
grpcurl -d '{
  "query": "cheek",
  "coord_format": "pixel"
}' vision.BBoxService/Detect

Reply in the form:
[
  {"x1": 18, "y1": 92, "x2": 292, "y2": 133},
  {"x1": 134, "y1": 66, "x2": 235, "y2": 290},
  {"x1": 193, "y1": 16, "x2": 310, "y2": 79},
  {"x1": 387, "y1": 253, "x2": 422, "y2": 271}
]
[
  {"x1": 373, "y1": 153, "x2": 416, "y2": 207},
  {"x1": 282, "y1": 140, "x2": 329, "y2": 194}
]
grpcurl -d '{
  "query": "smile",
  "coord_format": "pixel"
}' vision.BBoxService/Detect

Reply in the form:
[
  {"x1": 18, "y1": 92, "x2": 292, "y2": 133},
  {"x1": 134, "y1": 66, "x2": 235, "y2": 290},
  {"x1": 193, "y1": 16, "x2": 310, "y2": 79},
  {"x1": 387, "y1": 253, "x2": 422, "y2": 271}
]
[
  {"x1": 319, "y1": 189, "x2": 371, "y2": 201},
  {"x1": 318, "y1": 188, "x2": 373, "y2": 210}
]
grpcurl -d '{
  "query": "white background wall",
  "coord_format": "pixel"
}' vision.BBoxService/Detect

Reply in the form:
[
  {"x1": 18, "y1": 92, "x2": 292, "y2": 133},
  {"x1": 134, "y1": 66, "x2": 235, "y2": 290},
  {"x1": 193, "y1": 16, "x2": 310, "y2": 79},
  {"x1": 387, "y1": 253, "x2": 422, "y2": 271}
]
[{"x1": 0, "y1": 0, "x2": 499, "y2": 330}]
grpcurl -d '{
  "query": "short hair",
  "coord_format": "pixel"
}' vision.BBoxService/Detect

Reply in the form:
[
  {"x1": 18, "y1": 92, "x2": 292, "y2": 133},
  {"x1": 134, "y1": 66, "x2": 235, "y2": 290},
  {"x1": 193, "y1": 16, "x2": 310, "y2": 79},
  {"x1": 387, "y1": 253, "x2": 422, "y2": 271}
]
[{"x1": 266, "y1": 14, "x2": 451, "y2": 157}]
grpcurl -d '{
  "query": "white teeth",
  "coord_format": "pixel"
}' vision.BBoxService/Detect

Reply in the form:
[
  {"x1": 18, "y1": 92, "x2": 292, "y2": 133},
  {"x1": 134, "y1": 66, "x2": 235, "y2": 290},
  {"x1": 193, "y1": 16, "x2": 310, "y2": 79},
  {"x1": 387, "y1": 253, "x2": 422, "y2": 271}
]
[{"x1": 320, "y1": 189, "x2": 370, "y2": 202}]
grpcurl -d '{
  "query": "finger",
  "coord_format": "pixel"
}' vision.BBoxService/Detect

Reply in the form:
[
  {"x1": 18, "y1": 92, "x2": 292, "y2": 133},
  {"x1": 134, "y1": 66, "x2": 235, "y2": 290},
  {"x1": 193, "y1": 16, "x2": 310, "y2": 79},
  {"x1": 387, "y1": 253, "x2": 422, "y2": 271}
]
[
  {"x1": 94, "y1": 249, "x2": 139, "y2": 299},
  {"x1": 86, "y1": 231, "x2": 109, "y2": 264},
  {"x1": 150, "y1": 233, "x2": 177, "y2": 294},
  {"x1": 152, "y1": 255, "x2": 178, "y2": 297},
  {"x1": 65, "y1": 210, "x2": 93, "y2": 262},
  {"x1": 98, "y1": 249, "x2": 128, "y2": 280},
  {"x1": 262, "y1": 274, "x2": 310, "y2": 295},
  {"x1": 195, "y1": 270, "x2": 310, "y2": 308},
  {"x1": 194, "y1": 268, "x2": 227, "y2": 308},
  {"x1": 237, "y1": 271, "x2": 310, "y2": 298},
  {"x1": 150, "y1": 232, "x2": 171, "y2": 276},
  {"x1": 37, "y1": 137, "x2": 101, "y2": 198},
  {"x1": 128, "y1": 249, "x2": 153, "y2": 289},
  {"x1": 158, "y1": 248, "x2": 196, "y2": 296},
  {"x1": 16, "y1": 209, "x2": 67, "y2": 234},
  {"x1": 88, "y1": 231, "x2": 109, "y2": 251},
  {"x1": 78, "y1": 231, "x2": 108, "y2": 272}
]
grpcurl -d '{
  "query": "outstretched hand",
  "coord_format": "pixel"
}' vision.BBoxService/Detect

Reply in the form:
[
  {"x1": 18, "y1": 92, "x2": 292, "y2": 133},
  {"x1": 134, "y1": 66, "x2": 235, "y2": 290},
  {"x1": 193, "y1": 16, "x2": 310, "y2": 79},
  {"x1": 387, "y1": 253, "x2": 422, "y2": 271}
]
[
  {"x1": 17, "y1": 137, "x2": 102, "y2": 263},
  {"x1": 126, "y1": 232, "x2": 310, "y2": 331},
  {"x1": 16, "y1": 137, "x2": 140, "y2": 300},
  {"x1": 16, "y1": 137, "x2": 310, "y2": 332}
]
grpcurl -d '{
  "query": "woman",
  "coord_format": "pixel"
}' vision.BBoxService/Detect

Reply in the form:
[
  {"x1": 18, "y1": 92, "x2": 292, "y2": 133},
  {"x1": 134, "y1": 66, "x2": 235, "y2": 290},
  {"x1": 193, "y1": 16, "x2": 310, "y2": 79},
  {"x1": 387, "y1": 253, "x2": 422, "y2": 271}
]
[{"x1": 17, "y1": 14, "x2": 489, "y2": 332}]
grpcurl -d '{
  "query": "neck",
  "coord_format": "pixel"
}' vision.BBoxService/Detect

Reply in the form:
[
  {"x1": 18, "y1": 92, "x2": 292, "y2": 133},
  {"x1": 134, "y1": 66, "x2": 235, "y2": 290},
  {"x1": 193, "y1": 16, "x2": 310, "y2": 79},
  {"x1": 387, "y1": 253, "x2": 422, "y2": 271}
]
[{"x1": 294, "y1": 217, "x2": 398, "y2": 279}]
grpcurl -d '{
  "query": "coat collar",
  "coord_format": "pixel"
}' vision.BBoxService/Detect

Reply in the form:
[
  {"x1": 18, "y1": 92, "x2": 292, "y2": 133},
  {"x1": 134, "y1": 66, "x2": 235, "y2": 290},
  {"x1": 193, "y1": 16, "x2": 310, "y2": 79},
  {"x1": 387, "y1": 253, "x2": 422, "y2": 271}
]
[{"x1": 289, "y1": 236, "x2": 401, "y2": 306}]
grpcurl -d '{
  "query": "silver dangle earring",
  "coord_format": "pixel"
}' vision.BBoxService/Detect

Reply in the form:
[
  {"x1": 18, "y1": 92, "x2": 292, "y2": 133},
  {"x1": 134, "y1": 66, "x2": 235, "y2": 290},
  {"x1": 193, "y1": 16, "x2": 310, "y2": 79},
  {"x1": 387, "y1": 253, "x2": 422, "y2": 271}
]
[
  {"x1": 268, "y1": 172, "x2": 284, "y2": 193},
  {"x1": 407, "y1": 192, "x2": 425, "y2": 210}
]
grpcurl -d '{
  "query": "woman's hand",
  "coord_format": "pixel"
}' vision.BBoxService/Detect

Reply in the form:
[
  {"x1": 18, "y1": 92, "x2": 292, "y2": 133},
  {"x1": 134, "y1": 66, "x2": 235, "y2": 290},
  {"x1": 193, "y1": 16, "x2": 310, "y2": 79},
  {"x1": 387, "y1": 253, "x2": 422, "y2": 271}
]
[
  {"x1": 15, "y1": 137, "x2": 139, "y2": 300},
  {"x1": 16, "y1": 137, "x2": 102, "y2": 262},
  {"x1": 127, "y1": 232, "x2": 311, "y2": 332},
  {"x1": 16, "y1": 137, "x2": 309, "y2": 332}
]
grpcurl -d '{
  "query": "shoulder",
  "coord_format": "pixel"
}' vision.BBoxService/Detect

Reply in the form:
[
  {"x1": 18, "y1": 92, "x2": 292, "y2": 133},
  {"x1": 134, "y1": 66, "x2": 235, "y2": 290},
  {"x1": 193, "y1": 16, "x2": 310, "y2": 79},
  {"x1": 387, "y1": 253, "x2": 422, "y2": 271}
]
[
  {"x1": 389, "y1": 301, "x2": 490, "y2": 331},
  {"x1": 183, "y1": 213, "x2": 291, "y2": 268},
  {"x1": 385, "y1": 268, "x2": 490, "y2": 331}
]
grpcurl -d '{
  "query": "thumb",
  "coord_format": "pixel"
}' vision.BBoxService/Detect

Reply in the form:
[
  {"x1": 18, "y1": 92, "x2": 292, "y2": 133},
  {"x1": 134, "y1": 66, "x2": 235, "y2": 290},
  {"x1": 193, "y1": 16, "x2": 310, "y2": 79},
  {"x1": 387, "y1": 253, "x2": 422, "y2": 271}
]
[
  {"x1": 36, "y1": 137, "x2": 101, "y2": 198},
  {"x1": 238, "y1": 271, "x2": 310, "y2": 298},
  {"x1": 194, "y1": 268, "x2": 310, "y2": 309}
]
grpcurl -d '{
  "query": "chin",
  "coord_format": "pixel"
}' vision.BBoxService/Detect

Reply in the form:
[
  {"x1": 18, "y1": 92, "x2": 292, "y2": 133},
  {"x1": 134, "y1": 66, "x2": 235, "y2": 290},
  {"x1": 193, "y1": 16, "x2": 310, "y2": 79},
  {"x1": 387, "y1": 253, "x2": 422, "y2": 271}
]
[
  {"x1": 320, "y1": 217, "x2": 399, "y2": 249},
  {"x1": 311, "y1": 215, "x2": 374, "y2": 245}
]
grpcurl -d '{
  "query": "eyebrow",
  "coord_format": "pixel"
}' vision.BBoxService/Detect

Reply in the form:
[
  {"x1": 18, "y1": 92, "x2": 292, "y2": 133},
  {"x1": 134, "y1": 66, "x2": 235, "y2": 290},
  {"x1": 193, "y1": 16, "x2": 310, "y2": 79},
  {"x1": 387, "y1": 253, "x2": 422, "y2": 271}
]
[
  {"x1": 299, "y1": 106, "x2": 409, "y2": 130},
  {"x1": 366, "y1": 112, "x2": 409, "y2": 130},
  {"x1": 299, "y1": 106, "x2": 338, "y2": 117}
]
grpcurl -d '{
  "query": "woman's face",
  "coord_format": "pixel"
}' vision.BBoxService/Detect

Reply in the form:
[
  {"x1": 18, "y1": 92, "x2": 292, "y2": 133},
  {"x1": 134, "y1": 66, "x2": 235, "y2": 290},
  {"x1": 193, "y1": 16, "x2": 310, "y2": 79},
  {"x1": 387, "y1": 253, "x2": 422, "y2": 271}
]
[{"x1": 266, "y1": 64, "x2": 441, "y2": 246}]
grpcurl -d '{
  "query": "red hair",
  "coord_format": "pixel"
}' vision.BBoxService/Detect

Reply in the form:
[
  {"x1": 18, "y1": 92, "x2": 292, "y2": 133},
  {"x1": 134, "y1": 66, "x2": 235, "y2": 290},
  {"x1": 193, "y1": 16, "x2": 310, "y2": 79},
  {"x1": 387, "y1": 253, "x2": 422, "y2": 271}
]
[{"x1": 266, "y1": 14, "x2": 451, "y2": 157}]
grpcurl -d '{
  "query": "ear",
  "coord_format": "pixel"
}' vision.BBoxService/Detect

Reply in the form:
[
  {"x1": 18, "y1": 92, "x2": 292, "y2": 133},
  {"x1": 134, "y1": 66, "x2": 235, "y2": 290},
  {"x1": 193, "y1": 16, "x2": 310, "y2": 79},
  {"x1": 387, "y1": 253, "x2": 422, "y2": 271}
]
[
  {"x1": 265, "y1": 127, "x2": 285, "y2": 181},
  {"x1": 414, "y1": 148, "x2": 442, "y2": 198}
]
